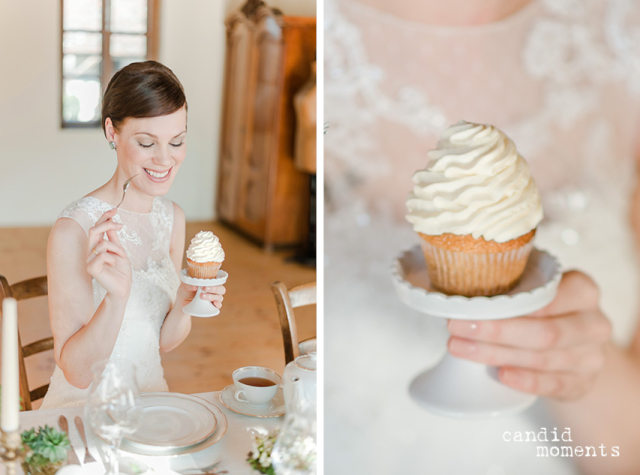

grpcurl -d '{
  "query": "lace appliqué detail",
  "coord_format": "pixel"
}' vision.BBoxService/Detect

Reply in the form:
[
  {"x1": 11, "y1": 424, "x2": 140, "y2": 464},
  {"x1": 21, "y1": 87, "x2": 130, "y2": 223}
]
[
  {"x1": 112, "y1": 213, "x2": 143, "y2": 247},
  {"x1": 150, "y1": 199, "x2": 173, "y2": 252},
  {"x1": 325, "y1": 0, "x2": 447, "y2": 208}
]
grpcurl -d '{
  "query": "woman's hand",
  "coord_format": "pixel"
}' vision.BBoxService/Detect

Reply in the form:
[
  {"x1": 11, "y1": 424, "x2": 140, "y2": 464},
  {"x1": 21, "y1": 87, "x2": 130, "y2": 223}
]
[
  {"x1": 447, "y1": 271, "x2": 612, "y2": 400},
  {"x1": 86, "y1": 208, "x2": 132, "y2": 300},
  {"x1": 178, "y1": 283, "x2": 226, "y2": 310}
]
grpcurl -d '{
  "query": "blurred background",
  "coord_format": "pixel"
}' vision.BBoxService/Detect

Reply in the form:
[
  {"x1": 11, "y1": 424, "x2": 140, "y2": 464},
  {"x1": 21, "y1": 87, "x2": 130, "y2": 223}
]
[{"x1": 0, "y1": 0, "x2": 316, "y2": 408}]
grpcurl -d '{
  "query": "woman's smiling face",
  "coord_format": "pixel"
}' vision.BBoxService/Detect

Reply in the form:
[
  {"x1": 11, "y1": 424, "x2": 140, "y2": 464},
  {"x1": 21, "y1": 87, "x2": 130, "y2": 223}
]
[{"x1": 106, "y1": 105, "x2": 187, "y2": 197}]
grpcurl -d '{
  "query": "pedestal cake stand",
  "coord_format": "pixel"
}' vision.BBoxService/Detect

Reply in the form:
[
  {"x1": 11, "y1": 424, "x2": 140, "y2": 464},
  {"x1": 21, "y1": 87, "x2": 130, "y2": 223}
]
[
  {"x1": 391, "y1": 246, "x2": 561, "y2": 418},
  {"x1": 180, "y1": 269, "x2": 228, "y2": 318}
]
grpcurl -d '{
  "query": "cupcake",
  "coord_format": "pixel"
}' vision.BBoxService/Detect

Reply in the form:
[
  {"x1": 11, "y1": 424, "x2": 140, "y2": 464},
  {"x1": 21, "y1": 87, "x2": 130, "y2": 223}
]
[
  {"x1": 186, "y1": 231, "x2": 225, "y2": 279},
  {"x1": 405, "y1": 121, "x2": 543, "y2": 297}
]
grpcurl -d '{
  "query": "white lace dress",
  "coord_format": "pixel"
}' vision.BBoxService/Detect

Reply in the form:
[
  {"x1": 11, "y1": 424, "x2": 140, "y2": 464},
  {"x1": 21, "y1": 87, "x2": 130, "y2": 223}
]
[
  {"x1": 40, "y1": 196, "x2": 180, "y2": 409},
  {"x1": 325, "y1": 0, "x2": 640, "y2": 473}
]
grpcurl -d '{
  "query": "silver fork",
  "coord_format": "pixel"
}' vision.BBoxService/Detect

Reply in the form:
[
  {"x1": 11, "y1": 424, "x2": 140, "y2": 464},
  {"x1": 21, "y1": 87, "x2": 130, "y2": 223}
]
[
  {"x1": 74, "y1": 416, "x2": 97, "y2": 464},
  {"x1": 116, "y1": 174, "x2": 139, "y2": 208}
]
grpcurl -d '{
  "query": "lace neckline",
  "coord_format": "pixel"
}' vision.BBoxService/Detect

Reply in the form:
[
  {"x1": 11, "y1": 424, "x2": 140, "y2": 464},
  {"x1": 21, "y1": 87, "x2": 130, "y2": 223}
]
[
  {"x1": 347, "y1": 0, "x2": 540, "y2": 34},
  {"x1": 83, "y1": 195, "x2": 158, "y2": 216}
]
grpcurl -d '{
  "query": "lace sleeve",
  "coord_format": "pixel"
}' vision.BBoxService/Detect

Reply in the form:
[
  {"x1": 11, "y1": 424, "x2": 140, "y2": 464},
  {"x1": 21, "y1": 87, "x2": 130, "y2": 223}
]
[{"x1": 57, "y1": 198, "x2": 105, "y2": 236}]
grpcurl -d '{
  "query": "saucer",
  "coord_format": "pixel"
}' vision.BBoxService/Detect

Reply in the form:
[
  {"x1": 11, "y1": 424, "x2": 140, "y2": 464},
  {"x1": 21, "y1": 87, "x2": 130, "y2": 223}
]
[{"x1": 219, "y1": 385, "x2": 286, "y2": 418}]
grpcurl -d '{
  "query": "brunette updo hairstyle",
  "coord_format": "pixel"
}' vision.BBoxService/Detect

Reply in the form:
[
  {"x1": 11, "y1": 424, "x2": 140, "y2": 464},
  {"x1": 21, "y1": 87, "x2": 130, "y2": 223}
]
[{"x1": 101, "y1": 60, "x2": 187, "y2": 136}]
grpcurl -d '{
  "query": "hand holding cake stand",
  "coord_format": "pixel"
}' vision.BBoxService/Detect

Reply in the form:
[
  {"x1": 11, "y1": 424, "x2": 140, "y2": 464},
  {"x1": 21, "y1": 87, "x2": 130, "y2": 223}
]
[
  {"x1": 180, "y1": 269, "x2": 228, "y2": 318},
  {"x1": 391, "y1": 245, "x2": 561, "y2": 418}
]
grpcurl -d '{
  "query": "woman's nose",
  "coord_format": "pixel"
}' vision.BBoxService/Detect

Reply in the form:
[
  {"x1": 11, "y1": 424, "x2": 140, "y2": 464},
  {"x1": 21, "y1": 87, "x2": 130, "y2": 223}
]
[{"x1": 153, "y1": 146, "x2": 173, "y2": 165}]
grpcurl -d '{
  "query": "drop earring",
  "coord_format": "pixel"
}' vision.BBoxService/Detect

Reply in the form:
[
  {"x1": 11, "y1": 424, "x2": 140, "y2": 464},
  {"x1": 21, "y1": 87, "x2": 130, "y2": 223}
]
[{"x1": 109, "y1": 141, "x2": 117, "y2": 150}]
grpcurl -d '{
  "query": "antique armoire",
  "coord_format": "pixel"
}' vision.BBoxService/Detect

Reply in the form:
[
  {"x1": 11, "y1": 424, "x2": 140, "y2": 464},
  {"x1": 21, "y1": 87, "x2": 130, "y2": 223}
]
[{"x1": 217, "y1": 0, "x2": 316, "y2": 249}]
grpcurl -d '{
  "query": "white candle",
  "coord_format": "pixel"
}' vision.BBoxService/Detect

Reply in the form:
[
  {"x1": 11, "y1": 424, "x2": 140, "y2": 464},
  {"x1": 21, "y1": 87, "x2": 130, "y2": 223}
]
[{"x1": 1, "y1": 297, "x2": 19, "y2": 432}]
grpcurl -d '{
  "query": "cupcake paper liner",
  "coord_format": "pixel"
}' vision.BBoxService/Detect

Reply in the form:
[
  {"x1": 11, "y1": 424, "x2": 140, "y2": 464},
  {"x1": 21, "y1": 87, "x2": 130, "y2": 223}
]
[
  {"x1": 187, "y1": 259, "x2": 223, "y2": 279},
  {"x1": 419, "y1": 237, "x2": 534, "y2": 297}
]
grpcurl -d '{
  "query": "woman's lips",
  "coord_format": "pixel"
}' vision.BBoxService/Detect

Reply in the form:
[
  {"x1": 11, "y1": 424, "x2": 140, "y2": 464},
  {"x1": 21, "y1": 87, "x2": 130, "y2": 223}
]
[{"x1": 143, "y1": 166, "x2": 173, "y2": 183}]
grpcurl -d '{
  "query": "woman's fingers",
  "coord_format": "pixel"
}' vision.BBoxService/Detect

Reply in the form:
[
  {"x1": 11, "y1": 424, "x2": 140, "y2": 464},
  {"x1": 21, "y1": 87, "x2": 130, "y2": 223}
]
[
  {"x1": 87, "y1": 251, "x2": 117, "y2": 275},
  {"x1": 94, "y1": 208, "x2": 118, "y2": 227},
  {"x1": 448, "y1": 337, "x2": 606, "y2": 374},
  {"x1": 87, "y1": 220, "x2": 123, "y2": 250},
  {"x1": 86, "y1": 240, "x2": 126, "y2": 264},
  {"x1": 201, "y1": 293, "x2": 224, "y2": 303},
  {"x1": 529, "y1": 270, "x2": 599, "y2": 317},
  {"x1": 106, "y1": 224, "x2": 125, "y2": 248},
  {"x1": 498, "y1": 366, "x2": 596, "y2": 400},
  {"x1": 200, "y1": 285, "x2": 226, "y2": 308},
  {"x1": 94, "y1": 240, "x2": 127, "y2": 259},
  {"x1": 203, "y1": 285, "x2": 226, "y2": 295},
  {"x1": 448, "y1": 311, "x2": 611, "y2": 350}
]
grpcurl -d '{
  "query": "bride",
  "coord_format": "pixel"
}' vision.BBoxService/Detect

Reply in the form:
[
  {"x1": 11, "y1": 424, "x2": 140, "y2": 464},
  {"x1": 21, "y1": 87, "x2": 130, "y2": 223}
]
[
  {"x1": 325, "y1": 0, "x2": 640, "y2": 474},
  {"x1": 40, "y1": 61, "x2": 226, "y2": 409}
]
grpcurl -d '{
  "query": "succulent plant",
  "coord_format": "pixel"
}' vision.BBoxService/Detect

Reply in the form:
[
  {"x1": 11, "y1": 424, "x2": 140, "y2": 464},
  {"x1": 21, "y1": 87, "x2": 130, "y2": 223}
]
[{"x1": 21, "y1": 425, "x2": 70, "y2": 467}]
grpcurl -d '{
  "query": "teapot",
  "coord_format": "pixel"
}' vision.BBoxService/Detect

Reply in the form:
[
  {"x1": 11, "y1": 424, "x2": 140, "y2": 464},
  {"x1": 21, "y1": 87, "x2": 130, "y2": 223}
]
[
  {"x1": 272, "y1": 376, "x2": 317, "y2": 474},
  {"x1": 282, "y1": 351, "x2": 317, "y2": 413}
]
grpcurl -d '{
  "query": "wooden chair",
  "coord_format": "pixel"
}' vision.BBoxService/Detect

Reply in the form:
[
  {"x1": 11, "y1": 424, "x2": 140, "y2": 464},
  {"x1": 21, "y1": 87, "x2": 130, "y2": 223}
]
[
  {"x1": 0, "y1": 275, "x2": 53, "y2": 411},
  {"x1": 271, "y1": 281, "x2": 316, "y2": 365}
]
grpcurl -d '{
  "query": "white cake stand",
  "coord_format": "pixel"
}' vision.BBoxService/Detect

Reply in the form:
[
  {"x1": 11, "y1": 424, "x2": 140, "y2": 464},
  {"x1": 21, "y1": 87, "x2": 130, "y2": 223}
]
[
  {"x1": 391, "y1": 246, "x2": 561, "y2": 418},
  {"x1": 180, "y1": 269, "x2": 228, "y2": 318}
]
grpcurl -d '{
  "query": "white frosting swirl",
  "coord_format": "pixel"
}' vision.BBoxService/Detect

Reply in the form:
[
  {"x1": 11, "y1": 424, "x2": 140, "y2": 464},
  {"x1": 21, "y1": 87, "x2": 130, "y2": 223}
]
[
  {"x1": 406, "y1": 121, "x2": 543, "y2": 243},
  {"x1": 186, "y1": 231, "x2": 225, "y2": 263}
]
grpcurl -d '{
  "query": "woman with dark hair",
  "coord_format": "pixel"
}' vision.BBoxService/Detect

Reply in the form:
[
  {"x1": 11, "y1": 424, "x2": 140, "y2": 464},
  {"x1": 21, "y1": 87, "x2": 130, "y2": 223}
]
[{"x1": 40, "y1": 61, "x2": 225, "y2": 408}]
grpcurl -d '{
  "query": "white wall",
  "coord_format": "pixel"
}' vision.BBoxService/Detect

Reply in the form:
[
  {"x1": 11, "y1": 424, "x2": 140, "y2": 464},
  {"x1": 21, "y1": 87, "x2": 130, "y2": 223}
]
[{"x1": 0, "y1": 0, "x2": 315, "y2": 227}]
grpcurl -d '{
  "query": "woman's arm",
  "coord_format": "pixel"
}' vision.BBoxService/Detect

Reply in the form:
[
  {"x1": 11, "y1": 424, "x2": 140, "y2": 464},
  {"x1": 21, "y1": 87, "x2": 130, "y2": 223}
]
[
  {"x1": 48, "y1": 209, "x2": 131, "y2": 389},
  {"x1": 159, "y1": 203, "x2": 226, "y2": 352}
]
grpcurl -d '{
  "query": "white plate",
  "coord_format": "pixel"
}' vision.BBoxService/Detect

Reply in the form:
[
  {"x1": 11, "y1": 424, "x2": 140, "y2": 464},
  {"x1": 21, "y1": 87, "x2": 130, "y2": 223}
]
[
  {"x1": 219, "y1": 385, "x2": 285, "y2": 418},
  {"x1": 126, "y1": 393, "x2": 216, "y2": 447},
  {"x1": 391, "y1": 246, "x2": 561, "y2": 319},
  {"x1": 120, "y1": 393, "x2": 227, "y2": 456}
]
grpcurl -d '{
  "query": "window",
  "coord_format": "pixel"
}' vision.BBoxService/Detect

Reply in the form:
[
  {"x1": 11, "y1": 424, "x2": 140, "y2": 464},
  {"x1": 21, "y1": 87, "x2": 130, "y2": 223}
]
[{"x1": 61, "y1": 0, "x2": 160, "y2": 127}]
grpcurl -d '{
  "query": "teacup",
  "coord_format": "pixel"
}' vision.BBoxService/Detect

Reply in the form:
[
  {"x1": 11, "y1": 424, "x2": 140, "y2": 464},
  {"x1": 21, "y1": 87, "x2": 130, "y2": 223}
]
[{"x1": 233, "y1": 366, "x2": 282, "y2": 407}]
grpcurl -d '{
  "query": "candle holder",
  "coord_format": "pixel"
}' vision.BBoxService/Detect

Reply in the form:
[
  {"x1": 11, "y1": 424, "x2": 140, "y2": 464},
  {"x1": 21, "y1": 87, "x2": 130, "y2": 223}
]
[{"x1": 1, "y1": 429, "x2": 23, "y2": 475}]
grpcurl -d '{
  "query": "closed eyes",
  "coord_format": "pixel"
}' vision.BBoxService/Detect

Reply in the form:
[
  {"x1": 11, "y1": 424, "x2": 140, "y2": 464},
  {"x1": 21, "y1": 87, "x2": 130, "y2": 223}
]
[{"x1": 138, "y1": 142, "x2": 184, "y2": 149}]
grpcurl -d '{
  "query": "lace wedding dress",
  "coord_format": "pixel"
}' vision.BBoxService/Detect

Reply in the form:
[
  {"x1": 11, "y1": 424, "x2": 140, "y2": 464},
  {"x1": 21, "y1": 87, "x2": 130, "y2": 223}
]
[
  {"x1": 325, "y1": 0, "x2": 640, "y2": 473},
  {"x1": 39, "y1": 196, "x2": 180, "y2": 409}
]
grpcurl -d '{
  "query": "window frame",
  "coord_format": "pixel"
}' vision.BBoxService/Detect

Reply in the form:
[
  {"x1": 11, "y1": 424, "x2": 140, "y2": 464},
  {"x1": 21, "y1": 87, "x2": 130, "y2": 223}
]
[{"x1": 60, "y1": 0, "x2": 161, "y2": 129}]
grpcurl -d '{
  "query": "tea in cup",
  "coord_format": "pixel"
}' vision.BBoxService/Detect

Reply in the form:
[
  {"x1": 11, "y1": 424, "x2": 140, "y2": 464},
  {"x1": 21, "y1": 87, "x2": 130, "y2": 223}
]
[{"x1": 233, "y1": 366, "x2": 281, "y2": 407}]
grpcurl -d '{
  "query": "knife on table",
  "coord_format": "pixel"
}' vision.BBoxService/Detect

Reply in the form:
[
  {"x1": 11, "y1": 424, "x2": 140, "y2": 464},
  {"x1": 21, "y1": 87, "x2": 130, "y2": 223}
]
[
  {"x1": 74, "y1": 416, "x2": 97, "y2": 464},
  {"x1": 58, "y1": 415, "x2": 82, "y2": 465}
]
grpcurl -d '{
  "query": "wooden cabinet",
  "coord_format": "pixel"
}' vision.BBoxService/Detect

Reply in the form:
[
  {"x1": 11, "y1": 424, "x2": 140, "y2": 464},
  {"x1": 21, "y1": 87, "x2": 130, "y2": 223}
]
[{"x1": 218, "y1": 0, "x2": 316, "y2": 249}]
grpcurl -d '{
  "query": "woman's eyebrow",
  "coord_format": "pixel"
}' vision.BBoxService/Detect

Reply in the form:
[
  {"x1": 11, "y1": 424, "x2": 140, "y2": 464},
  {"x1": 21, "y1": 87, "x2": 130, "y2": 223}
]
[{"x1": 135, "y1": 130, "x2": 187, "y2": 139}]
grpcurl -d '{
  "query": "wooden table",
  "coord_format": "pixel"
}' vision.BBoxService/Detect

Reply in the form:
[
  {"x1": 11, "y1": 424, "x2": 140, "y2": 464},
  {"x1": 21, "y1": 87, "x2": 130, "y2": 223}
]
[{"x1": 5, "y1": 391, "x2": 282, "y2": 474}]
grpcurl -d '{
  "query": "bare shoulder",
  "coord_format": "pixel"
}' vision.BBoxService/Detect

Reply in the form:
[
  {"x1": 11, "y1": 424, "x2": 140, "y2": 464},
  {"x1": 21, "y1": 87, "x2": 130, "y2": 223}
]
[
  {"x1": 49, "y1": 217, "x2": 87, "y2": 251},
  {"x1": 172, "y1": 202, "x2": 185, "y2": 226},
  {"x1": 169, "y1": 202, "x2": 186, "y2": 269},
  {"x1": 170, "y1": 202, "x2": 186, "y2": 241}
]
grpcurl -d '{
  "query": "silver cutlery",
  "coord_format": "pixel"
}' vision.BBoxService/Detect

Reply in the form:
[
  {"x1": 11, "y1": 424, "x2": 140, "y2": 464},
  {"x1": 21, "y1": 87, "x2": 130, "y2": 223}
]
[
  {"x1": 58, "y1": 415, "x2": 81, "y2": 466},
  {"x1": 116, "y1": 174, "x2": 139, "y2": 208},
  {"x1": 74, "y1": 416, "x2": 97, "y2": 464}
]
